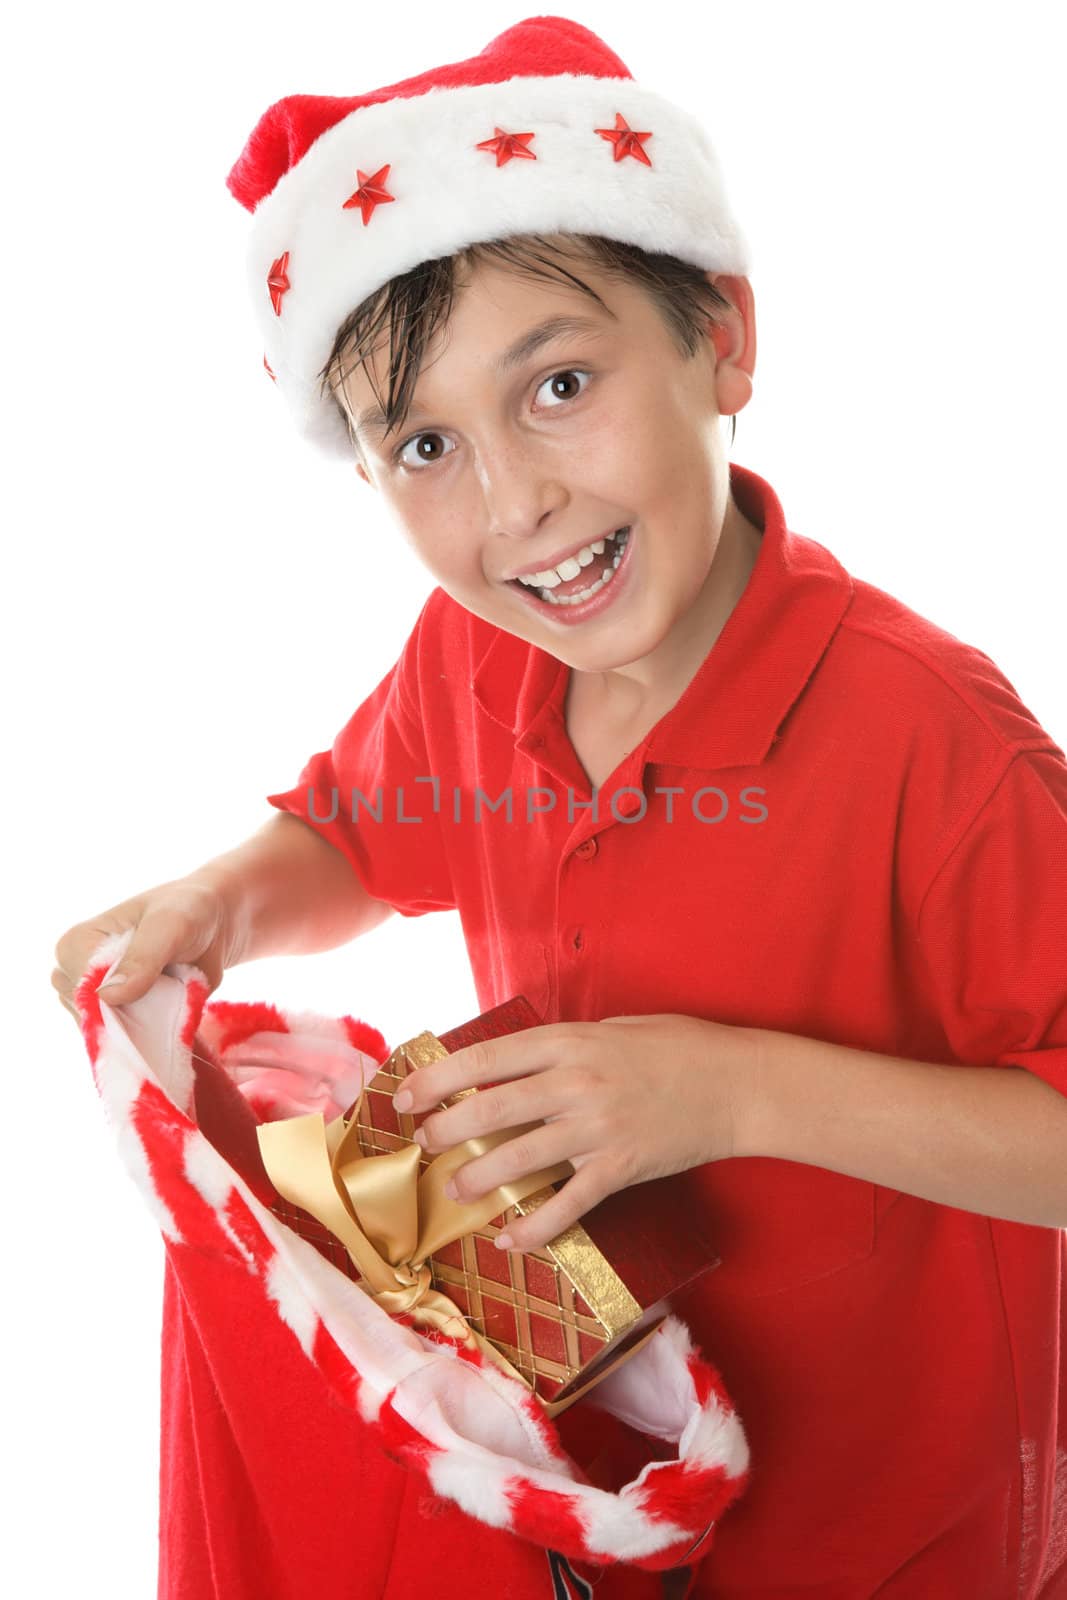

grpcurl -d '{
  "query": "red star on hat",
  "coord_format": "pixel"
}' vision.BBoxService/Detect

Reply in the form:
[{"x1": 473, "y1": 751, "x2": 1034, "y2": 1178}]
[
  {"x1": 594, "y1": 112, "x2": 653, "y2": 166},
  {"x1": 267, "y1": 251, "x2": 291, "y2": 315},
  {"x1": 226, "y1": 17, "x2": 753, "y2": 461},
  {"x1": 342, "y1": 164, "x2": 396, "y2": 224},
  {"x1": 474, "y1": 127, "x2": 537, "y2": 166}
]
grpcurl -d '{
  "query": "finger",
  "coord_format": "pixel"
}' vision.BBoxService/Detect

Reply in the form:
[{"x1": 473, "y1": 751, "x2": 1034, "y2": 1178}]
[
  {"x1": 51, "y1": 965, "x2": 76, "y2": 1006},
  {"x1": 443, "y1": 1118, "x2": 578, "y2": 1204},
  {"x1": 54, "y1": 956, "x2": 110, "y2": 1014},
  {"x1": 418, "y1": 1069, "x2": 570, "y2": 1153},
  {"x1": 495, "y1": 1160, "x2": 611, "y2": 1255},
  {"x1": 55, "y1": 927, "x2": 135, "y2": 1005},
  {"x1": 396, "y1": 1023, "x2": 580, "y2": 1113},
  {"x1": 59, "y1": 993, "x2": 83, "y2": 1026},
  {"x1": 52, "y1": 930, "x2": 118, "y2": 999},
  {"x1": 88, "y1": 908, "x2": 193, "y2": 1004}
]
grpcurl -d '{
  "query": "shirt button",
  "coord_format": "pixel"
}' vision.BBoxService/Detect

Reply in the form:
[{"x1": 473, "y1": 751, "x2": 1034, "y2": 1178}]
[{"x1": 574, "y1": 837, "x2": 598, "y2": 859}]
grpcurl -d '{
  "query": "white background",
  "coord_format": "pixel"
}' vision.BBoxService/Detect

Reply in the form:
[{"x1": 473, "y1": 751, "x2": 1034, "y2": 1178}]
[{"x1": 7, "y1": 0, "x2": 1065, "y2": 1591}]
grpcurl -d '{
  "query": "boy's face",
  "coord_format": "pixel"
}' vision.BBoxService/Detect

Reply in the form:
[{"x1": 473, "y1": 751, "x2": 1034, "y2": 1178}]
[{"x1": 340, "y1": 248, "x2": 756, "y2": 682}]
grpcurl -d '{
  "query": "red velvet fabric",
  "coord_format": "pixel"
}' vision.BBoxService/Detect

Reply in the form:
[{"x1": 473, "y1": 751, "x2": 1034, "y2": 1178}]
[{"x1": 159, "y1": 1227, "x2": 692, "y2": 1599}]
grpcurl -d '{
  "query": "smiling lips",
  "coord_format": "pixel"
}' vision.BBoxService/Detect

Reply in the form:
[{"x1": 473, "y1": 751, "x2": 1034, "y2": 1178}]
[
  {"x1": 509, "y1": 525, "x2": 632, "y2": 610},
  {"x1": 505, "y1": 525, "x2": 629, "y2": 583}
]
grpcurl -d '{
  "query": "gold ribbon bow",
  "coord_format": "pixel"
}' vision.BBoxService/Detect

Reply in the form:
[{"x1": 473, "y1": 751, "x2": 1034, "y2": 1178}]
[{"x1": 255, "y1": 1047, "x2": 574, "y2": 1392}]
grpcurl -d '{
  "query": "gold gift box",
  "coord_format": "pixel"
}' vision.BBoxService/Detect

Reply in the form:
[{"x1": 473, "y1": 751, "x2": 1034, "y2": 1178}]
[{"x1": 260, "y1": 999, "x2": 720, "y2": 1419}]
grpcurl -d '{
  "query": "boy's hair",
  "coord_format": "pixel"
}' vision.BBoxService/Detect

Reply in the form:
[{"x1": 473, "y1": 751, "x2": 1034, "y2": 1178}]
[{"x1": 319, "y1": 231, "x2": 738, "y2": 465}]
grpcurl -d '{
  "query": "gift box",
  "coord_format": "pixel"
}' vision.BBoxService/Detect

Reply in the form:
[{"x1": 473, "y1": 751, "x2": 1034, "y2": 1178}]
[
  {"x1": 253, "y1": 996, "x2": 723, "y2": 1418},
  {"x1": 76, "y1": 938, "x2": 752, "y2": 1583}
]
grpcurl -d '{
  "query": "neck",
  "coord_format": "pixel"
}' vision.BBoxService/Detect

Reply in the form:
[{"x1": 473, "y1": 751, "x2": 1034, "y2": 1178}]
[{"x1": 573, "y1": 492, "x2": 763, "y2": 723}]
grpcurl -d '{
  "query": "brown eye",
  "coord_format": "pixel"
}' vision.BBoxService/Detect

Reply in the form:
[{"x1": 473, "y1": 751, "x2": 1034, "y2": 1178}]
[
  {"x1": 396, "y1": 431, "x2": 455, "y2": 471},
  {"x1": 537, "y1": 369, "x2": 591, "y2": 408}
]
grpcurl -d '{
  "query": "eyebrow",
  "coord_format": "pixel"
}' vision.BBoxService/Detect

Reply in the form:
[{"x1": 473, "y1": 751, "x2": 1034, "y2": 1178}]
[{"x1": 354, "y1": 312, "x2": 612, "y2": 443}]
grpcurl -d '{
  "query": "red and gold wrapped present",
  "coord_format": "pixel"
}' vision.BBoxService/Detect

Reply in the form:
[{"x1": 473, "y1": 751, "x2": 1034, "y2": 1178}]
[
  {"x1": 77, "y1": 940, "x2": 753, "y2": 1583},
  {"x1": 253, "y1": 996, "x2": 721, "y2": 1417}
]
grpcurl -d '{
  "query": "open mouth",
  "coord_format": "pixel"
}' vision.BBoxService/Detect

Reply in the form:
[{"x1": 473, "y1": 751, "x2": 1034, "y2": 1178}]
[{"x1": 507, "y1": 526, "x2": 632, "y2": 607}]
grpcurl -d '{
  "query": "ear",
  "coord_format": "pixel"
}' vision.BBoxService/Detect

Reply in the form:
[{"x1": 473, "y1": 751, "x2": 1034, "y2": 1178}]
[{"x1": 703, "y1": 273, "x2": 756, "y2": 419}]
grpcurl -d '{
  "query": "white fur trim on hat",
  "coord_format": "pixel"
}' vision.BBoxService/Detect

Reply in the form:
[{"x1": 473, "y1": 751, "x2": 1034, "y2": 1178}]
[{"x1": 241, "y1": 74, "x2": 752, "y2": 462}]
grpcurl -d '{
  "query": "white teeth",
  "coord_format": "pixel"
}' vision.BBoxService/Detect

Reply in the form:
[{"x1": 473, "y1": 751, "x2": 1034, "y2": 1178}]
[
  {"x1": 517, "y1": 527, "x2": 628, "y2": 589},
  {"x1": 543, "y1": 566, "x2": 616, "y2": 605},
  {"x1": 537, "y1": 527, "x2": 631, "y2": 606}
]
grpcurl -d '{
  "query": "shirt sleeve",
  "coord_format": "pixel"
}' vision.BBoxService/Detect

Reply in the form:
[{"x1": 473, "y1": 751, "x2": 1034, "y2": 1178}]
[
  {"x1": 264, "y1": 622, "x2": 456, "y2": 919},
  {"x1": 914, "y1": 743, "x2": 1067, "y2": 1097}
]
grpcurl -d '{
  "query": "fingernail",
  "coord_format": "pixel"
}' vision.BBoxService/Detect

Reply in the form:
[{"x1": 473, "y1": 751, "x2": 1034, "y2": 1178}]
[
  {"x1": 99, "y1": 972, "x2": 127, "y2": 989},
  {"x1": 393, "y1": 1089, "x2": 413, "y2": 1111},
  {"x1": 412, "y1": 1127, "x2": 427, "y2": 1147},
  {"x1": 443, "y1": 1179, "x2": 458, "y2": 1200},
  {"x1": 495, "y1": 1232, "x2": 514, "y2": 1251}
]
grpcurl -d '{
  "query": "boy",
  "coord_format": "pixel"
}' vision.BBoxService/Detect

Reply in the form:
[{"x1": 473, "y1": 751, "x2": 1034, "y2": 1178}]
[{"x1": 54, "y1": 15, "x2": 1067, "y2": 1597}]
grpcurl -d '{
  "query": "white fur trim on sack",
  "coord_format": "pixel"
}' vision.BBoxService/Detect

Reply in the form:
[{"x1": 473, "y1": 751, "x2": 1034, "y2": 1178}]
[{"x1": 75, "y1": 929, "x2": 751, "y2": 1571}]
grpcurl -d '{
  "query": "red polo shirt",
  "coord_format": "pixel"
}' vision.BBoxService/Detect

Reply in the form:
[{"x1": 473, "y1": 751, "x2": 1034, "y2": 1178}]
[{"x1": 266, "y1": 460, "x2": 1067, "y2": 1597}]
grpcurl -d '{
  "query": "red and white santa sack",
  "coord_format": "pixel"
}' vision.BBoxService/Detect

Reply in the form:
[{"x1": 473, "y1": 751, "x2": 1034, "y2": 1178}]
[{"x1": 74, "y1": 930, "x2": 750, "y2": 1599}]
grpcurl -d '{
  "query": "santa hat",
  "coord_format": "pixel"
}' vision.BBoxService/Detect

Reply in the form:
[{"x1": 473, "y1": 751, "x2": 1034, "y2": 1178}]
[
  {"x1": 226, "y1": 13, "x2": 753, "y2": 462},
  {"x1": 74, "y1": 932, "x2": 751, "y2": 1585}
]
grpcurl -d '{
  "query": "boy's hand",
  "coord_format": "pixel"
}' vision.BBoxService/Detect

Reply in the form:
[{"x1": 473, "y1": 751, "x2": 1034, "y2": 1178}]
[
  {"x1": 52, "y1": 878, "x2": 238, "y2": 1024},
  {"x1": 394, "y1": 1015, "x2": 763, "y2": 1253}
]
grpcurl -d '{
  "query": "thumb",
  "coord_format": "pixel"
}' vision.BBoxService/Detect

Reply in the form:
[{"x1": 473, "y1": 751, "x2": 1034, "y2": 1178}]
[
  {"x1": 95, "y1": 967, "x2": 153, "y2": 1005},
  {"x1": 94, "y1": 936, "x2": 168, "y2": 1006},
  {"x1": 95, "y1": 942, "x2": 223, "y2": 1007}
]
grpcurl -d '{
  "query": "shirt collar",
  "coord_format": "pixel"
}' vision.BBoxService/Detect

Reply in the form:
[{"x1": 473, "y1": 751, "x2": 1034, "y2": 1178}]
[{"x1": 471, "y1": 461, "x2": 855, "y2": 774}]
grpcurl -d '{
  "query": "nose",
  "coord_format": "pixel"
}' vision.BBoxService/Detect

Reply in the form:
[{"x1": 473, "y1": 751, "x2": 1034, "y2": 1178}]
[{"x1": 476, "y1": 434, "x2": 569, "y2": 551}]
